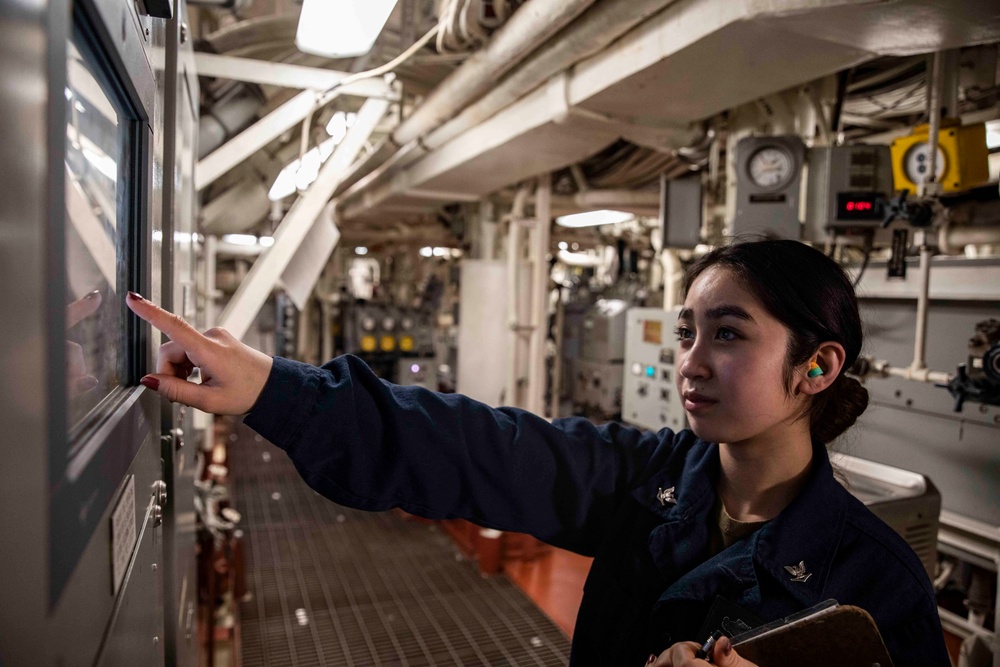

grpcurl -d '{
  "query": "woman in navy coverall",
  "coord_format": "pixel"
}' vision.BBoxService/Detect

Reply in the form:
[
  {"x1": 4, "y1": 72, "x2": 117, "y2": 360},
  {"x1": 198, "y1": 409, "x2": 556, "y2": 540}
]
[{"x1": 127, "y1": 240, "x2": 950, "y2": 666}]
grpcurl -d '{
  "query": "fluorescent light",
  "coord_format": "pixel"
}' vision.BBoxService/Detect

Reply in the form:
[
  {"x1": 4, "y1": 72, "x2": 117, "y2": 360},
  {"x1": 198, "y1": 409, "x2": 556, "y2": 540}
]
[
  {"x1": 355, "y1": 247, "x2": 368, "y2": 255},
  {"x1": 269, "y1": 160, "x2": 300, "y2": 201},
  {"x1": 326, "y1": 111, "x2": 356, "y2": 142},
  {"x1": 259, "y1": 236, "x2": 275, "y2": 247},
  {"x1": 222, "y1": 234, "x2": 259, "y2": 246},
  {"x1": 268, "y1": 137, "x2": 342, "y2": 201},
  {"x1": 555, "y1": 210, "x2": 635, "y2": 228},
  {"x1": 419, "y1": 246, "x2": 433, "y2": 258},
  {"x1": 296, "y1": 0, "x2": 399, "y2": 59}
]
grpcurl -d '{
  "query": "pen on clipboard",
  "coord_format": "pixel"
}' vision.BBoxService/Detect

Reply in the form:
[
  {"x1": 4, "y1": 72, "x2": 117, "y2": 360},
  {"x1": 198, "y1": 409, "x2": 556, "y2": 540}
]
[{"x1": 695, "y1": 630, "x2": 724, "y2": 662}]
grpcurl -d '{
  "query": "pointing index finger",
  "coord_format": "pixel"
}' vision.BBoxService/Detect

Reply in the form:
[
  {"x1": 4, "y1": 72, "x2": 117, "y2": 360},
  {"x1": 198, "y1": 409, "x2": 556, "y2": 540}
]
[{"x1": 126, "y1": 292, "x2": 208, "y2": 354}]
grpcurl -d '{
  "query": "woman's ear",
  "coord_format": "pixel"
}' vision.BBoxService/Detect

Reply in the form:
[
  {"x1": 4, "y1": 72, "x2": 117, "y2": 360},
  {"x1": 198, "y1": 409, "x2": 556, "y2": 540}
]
[{"x1": 794, "y1": 341, "x2": 847, "y2": 397}]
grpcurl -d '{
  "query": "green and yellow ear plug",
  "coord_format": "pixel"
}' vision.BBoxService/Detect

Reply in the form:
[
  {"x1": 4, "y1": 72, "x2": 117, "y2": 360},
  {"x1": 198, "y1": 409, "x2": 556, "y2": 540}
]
[{"x1": 808, "y1": 360, "x2": 824, "y2": 378}]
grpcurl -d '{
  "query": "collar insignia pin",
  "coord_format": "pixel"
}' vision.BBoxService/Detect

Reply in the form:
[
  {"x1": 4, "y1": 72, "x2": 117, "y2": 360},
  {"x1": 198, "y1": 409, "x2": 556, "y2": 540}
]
[
  {"x1": 784, "y1": 561, "x2": 812, "y2": 583},
  {"x1": 656, "y1": 487, "x2": 676, "y2": 506}
]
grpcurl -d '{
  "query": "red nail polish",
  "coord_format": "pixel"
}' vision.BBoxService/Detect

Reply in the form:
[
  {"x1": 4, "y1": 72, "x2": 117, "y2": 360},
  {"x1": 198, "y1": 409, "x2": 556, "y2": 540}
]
[
  {"x1": 140, "y1": 376, "x2": 159, "y2": 391},
  {"x1": 647, "y1": 655, "x2": 656, "y2": 665},
  {"x1": 127, "y1": 291, "x2": 144, "y2": 301}
]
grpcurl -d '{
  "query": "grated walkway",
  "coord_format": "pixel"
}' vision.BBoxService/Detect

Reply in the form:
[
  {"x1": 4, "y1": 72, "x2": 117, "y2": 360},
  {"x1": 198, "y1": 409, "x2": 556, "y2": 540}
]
[{"x1": 229, "y1": 424, "x2": 572, "y2": 667}]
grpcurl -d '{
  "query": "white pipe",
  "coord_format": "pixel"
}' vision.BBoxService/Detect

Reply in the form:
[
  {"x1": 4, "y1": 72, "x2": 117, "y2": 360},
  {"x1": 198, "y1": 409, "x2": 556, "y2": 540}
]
[
  {"x1": 505, "y1": 186, "x2": 532, "y2": 408},
  {"x1": 331, "y1": 0, "x2": 600, "y2": 198},
  {"x1": 551, "y1": 293, "x2": 565, "y2": 419},
  {"x1": 923, "y1": 51, "x2": 943, "y2": 196},
  {"x1": 505, "y1": 220, "x2": 522, "y2": 407},
  {"x1": 938, "y1": 225, "x2": 1000, "y2": 254},
  {"x1": 557, "y1": 249, "x2": 603, "y2": 267},
  {"x1": 334, "y1": 0, "x2": 680, "y2": 202},
  {"x1": 528, "y1": 174, "x2": 552, "y2": 416},
  {"x1": 423, "y1": 0, "x2": 680, "y2": 152},
  {"x1": 392, "y1": 0, "x2": 598, "y2": 147},
  {"x1": 911, "y1": 245, "x2": 933, "y2": 372},
  {"x1": 862, "y1": 357, "x2": 951, "y2": 385},
  {"x1": 885, "y1": 365, "x2": 951, "y2": 385},
  {"x1": 574, "y1": 189, "x2": 660, "y2": 209},
  {"x1": 661, "y1": 249, "x2": 682, "y2": 310}
]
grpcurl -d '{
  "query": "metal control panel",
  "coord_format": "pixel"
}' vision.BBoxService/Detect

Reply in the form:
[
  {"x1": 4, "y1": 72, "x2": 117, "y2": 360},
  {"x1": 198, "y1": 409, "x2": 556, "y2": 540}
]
[{"x1": 622, "y1": 308, "x2": 687, "y2": 432}]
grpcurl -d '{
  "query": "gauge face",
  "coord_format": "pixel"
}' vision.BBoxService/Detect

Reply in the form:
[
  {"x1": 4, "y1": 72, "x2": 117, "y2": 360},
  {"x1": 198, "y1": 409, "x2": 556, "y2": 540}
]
[
  {"x1": 748, "y1": 146, "x2": 794, "y2": 189},
  {"x1": 400, "y1": 316, "x2": 414, "y2": 331},
  {"x1": 360, "y1": 316, "x2": 376, "y2": 331},
  {"x1": 903, "y1": 142, "x2": 946, "y2": 184},
  {"x1": 381, "y1": 316, "x2": 396, "y2": 331}
]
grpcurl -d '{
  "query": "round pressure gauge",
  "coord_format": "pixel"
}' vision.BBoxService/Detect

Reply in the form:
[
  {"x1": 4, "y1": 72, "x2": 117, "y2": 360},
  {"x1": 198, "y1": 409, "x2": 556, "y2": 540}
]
[
  {"x1": 747, "y1": 146, "x2": 794, "y2": 189},
  {"x1": 400, "y1": 316, "x2": 414, "y2": 331},
  {"x1": 360, "y1": 315, "x2": 376, "y2": 332},
  {"x1": 903, "y1": 142, "x2": 946, "y2": 184},
  {"x1": 381, "y1": 316, "x2": 396, "y2": 331}
]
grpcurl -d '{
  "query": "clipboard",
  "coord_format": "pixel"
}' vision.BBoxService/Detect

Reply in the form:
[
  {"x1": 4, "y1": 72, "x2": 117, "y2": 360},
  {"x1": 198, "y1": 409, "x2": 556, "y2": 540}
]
[{"x1": 731, "y1": 601, "x2": 894, "y2": 667}]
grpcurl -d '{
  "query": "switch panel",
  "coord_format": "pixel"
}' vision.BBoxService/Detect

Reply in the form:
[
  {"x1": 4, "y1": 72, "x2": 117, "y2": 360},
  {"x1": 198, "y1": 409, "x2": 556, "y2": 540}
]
[{"x1": 622, "y1": 308, "x2": 687, "y2": 432}]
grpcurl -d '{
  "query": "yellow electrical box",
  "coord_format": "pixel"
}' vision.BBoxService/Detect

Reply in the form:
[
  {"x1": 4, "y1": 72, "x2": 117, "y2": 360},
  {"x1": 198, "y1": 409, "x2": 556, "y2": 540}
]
[
  {"x1": 890, "y1": 120, "x2": 989, "y2": 193},
  {"x1": 361, "y1": 335, "x2": 377, "y2": 352},
  {"x1": 380, "y1": 335, "x2": 396, "y2": 352}
]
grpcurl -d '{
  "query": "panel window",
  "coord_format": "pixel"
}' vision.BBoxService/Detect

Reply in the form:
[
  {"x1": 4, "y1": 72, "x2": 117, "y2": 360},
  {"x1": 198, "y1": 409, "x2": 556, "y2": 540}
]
[{"x1": 64, "y1": 35, "x2": 125, "y2": 432}]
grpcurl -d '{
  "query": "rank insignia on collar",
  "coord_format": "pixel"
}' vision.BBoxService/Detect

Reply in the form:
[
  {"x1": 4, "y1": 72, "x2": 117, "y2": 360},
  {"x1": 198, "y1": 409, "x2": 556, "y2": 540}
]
[
  {"x1": 656, "y1": 486, "x2": 676, "y2": 506},
  {"x1": 784, "y1": 561, "x2": 812, "y2": 583}
]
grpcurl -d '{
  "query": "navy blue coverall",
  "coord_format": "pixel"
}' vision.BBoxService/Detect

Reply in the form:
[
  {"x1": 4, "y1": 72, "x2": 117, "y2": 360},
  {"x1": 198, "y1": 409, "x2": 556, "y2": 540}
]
[{"x1": 244, "y1": 355, "x2": 951, "y2": 666}]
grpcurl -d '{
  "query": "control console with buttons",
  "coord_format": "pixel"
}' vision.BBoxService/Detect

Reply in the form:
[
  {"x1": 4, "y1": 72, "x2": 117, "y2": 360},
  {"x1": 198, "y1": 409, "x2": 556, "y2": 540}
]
[{"x1": 622, "y1": 308, "x2": 687, "y2": 432}]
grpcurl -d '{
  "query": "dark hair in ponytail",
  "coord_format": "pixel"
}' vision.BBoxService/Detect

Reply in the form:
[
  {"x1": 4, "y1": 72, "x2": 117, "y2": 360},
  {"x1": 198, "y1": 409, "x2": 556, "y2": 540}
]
[{"x1": 682, "y1": 239, "x2": 868, "y2": 444}]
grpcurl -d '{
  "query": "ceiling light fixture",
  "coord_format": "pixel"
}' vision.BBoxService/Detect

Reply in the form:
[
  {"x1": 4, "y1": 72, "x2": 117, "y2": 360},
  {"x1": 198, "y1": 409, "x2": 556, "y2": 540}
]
[
  {"x1": 296, "y1": 0, "x2": 399, "y2": 59},
  {"x1": 554, "y1": 210, "x2": 635, "y2": 228}
]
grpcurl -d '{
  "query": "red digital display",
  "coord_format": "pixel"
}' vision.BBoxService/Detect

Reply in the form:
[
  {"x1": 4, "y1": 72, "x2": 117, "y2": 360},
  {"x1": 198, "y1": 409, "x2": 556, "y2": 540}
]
[{"x1": 836, "y1": 192, "x2": 882, "y2": 221}]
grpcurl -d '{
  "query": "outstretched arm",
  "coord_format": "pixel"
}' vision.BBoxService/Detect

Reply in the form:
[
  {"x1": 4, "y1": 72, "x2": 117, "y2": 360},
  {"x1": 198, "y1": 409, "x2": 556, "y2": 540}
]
[{"x1": 126, "y1": 293, "x2": 674, "y2": 554}]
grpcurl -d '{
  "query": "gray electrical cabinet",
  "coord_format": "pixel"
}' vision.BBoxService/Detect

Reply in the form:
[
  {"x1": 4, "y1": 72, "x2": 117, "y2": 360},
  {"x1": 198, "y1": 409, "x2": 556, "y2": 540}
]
[
  {"x1": 622, "y1": 308, "x2": 688, "y2": 432},
  {"x1": 0, "y1": 1, "x2": 196, "y2": 664},
  {"x1": 733, "y1": 135, "x2": 807, "y2": 240},
  {"x1": 804, "y1": 144, "x2": 894, "y2": 242}
]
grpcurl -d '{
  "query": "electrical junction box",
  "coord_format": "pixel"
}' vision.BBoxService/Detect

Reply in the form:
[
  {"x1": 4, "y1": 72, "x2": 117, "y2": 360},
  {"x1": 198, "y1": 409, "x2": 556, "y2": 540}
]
[
  {"x1": 890, "y1": 120, "x2": 989, "y2": 193},
  {"x1": 622, "y1": 307, "x2": 687, "y2": 432},
  {"x1": 804, "y1": 145, "x2": 894, "y2": 241},
  {"x1": 733, "y1": 135, "x2": 807, "y2": 240},
  {"x1": 660, "y1": 173, "x2": 703, "y2": 249}
]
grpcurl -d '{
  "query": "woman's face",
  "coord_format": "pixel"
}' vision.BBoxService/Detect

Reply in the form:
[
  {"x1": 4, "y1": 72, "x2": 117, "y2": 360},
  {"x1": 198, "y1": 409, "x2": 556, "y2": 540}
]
[{"x1": 674, "y1": 266, "x2": 801, "y2": 445}]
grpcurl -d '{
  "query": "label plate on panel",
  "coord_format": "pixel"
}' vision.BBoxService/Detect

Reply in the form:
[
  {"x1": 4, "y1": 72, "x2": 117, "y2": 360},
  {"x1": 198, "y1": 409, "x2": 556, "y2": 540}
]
[{"x1": 110, "y1": 475, "x2": 136, "y2": 595}]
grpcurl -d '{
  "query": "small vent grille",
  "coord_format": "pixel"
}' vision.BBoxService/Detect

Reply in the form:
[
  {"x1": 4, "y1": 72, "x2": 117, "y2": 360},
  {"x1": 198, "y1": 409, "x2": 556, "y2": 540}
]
[{"x1": 229, "y1": 422, "x2": 571, "y2": 666}]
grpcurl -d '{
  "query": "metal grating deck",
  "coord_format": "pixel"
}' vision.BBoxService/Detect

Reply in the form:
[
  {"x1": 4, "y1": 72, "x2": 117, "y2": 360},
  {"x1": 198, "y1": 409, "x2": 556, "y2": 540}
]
[{"x1": 228, "y1": 423, "x2": 572, "y2": 667}]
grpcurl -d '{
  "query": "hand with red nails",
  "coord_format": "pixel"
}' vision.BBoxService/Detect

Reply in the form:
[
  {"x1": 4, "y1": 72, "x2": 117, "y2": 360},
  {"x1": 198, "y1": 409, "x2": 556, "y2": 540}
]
[
  {"x1": 126, "y1": 292, "x2": 273, "y2": 414},
  {"x1": 647, "y1": 636, "x2": 758, "y2": 667}
]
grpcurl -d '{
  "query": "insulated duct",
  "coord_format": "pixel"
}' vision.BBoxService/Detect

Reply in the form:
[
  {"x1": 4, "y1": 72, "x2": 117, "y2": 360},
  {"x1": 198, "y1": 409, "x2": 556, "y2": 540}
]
[
  {"x1": 336, "y1": 0, "x2": 682, "y2": 214},
  {"x1": 330, "y1": 0, "x2": 602, "y2": 198}
]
